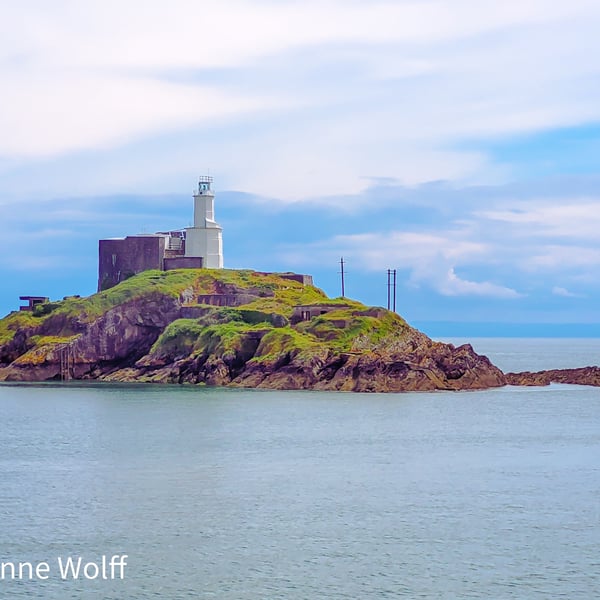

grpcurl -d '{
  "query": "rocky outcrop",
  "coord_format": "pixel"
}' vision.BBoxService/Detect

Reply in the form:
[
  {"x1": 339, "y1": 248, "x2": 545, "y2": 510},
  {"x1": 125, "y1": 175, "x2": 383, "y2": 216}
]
[
  {"x1": 214, "y1": 340, "x2": 505, "y2": 392},
  {"x1": 100, "y1": 341, "x2": 505, "y2": 392},
  {"x1": 1, "y1": 268, "x2": 593, "y2": 393},
  {"x1": 92, "y1": 298, "x2": 507, "y2": 391},
  {"x1": 1, "y1": 292, "x2": 180, "y2": 381},
  {"x1": 505, "y1": 366, "x2": 600, "y2": 387}
]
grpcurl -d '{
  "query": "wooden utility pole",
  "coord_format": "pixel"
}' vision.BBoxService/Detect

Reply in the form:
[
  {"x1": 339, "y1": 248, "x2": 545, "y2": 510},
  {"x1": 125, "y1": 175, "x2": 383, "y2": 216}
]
[
  {"x1": 393, "y1": 269, "x2": 397, "y2": 313},
  {"x1": 387, "y1": 269, "x2": 397, "y2": 312},
  {"x1": 340, "y1": 257, "x2": 346, "y2": 297},
  {"x1": 387, "y1": 269, "x2": 391, "y2": 310}
]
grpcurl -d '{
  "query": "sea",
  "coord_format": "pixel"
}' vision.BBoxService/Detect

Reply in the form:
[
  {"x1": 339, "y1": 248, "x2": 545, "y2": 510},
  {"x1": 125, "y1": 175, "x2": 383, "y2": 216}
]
[{"x1": 0, "y1": 338, "x2": 599, "y2": 599}]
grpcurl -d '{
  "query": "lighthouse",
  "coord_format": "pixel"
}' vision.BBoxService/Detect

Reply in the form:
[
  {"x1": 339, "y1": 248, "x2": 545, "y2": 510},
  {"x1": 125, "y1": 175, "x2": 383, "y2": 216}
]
[{"x1": 185, "y1": 175, "x2": 224, "y2": 268}]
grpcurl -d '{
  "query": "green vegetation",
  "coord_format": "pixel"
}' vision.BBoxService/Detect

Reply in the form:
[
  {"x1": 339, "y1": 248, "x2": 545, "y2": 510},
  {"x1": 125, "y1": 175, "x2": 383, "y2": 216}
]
[
  {"x1": 249, "y1": 328, "x2": 319, "y2": 364},
  {"x1": 49, "y1": 269, "x2": 204, "y2": 322},
  {"x1": 299, "y1": 311, "x2": 372, "y2": 344},
  {"x1": 241, "y1": 282, "x2": 327, "y2": 316},
  {"x1": 48, "y1": 269, "x2": 327, "y2": 323},
  {"x1": 0, "y1": 311, "x2": 38, "y2": 344},
  {"x1": 0, "y1": 268, "x2": 408, "y2": 368},
  {"x1": 295, "y1": 307, "x2": 407, "y2": 352},
  {"x1": 32, "y1": 301, "x2": 62, "y2": 317},
  {"x1": 149, "y1": 318, "x2": 207, "y2": 358},
  {"x1": 2, "y1": 269, "x2": 328, "y2": 331},
  {"x1": 29, "y1": 335, "x2": 80, "y2": 347},
  {"x1": 193, "y1": 322, "x2": 261, "y2": 359},
  {"x1": 151, "y1": 316, "x2": 267, "y2": 362}
]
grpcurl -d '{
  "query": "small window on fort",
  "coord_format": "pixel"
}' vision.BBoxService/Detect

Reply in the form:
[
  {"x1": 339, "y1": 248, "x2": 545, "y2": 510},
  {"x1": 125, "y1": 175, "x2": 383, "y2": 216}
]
[{"x1": 112, "y1": 254, "x2": 117, "y2": 266}]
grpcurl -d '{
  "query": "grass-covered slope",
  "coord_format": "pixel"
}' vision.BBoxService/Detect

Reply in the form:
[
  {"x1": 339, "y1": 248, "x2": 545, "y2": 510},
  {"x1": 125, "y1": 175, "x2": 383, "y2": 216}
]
[
  {"x1": 0, "y1": 269, "x2": 506, "y2": 392},
  {"x1": 0, "y1": 269, "x2": 323, "y2": 343}
]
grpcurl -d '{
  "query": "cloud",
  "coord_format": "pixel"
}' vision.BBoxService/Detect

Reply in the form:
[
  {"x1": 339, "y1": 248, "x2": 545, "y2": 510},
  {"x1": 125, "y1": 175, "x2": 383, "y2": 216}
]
[
  {"x1": 2, "y1": 0, "x2": 600, "y2": 324},
  {"x1": 0, "y1": 72, "x2": 282, "y2": 158},
  {"x1": 2, "y1": 1, "x2": 600, "y2": 198},
  {"x1": 0, "y1": 178, "x2": 599, "y2": 319},
  {"x1": 479, "y1": 200, "x2": 600, "y2": 238},
  {"x1": 552, "y1": 286, "x2": 583, "y2": 298},
  {"x1": 319, "y1": 231, "x2": 488, "y2": 269},
  {"x1": 439, "y1": 268, "x2": 521, "y2": 298},
  {"x1": 526, "y1": 245, "x2": 600, "y2": 270},
  {"x1": 263, "y1": 176, "x2": 600, "y2": 303},
  {"x1": 282, "y1": 229, "x2": 522, "y2": 298},
  {"x1": 8, "y1": 1, "x2": 594, "y2": 73}
]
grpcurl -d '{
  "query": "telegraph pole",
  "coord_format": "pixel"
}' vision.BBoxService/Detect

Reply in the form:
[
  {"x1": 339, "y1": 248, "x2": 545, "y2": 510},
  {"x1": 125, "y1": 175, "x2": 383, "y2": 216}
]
[
  {"x1": 387, "y1": 269, "x2": 391, "y2": 310},
  {"x1": 393, "y1": 269, "x2": 397, "y2": 313},
  {"x1": 386, "y1": 269, "x2": 397, "y2": 312},
  {"x1": 340, "y1": 257, "x2": 346, "y2": 298}
]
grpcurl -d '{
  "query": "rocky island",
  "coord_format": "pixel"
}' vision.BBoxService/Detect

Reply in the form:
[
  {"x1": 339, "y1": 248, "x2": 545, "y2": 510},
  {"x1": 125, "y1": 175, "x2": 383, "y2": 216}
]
[{"x1": 0, "y1": 269, "x2": 596, "y2": 392}]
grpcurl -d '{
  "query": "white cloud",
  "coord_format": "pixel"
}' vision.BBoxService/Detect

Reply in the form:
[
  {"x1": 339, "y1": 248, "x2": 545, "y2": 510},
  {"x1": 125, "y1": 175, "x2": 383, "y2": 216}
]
[
  {"x1": 7, "y1": 1, "x2": 595, "y2": 72},
  {"x1": 268, "y1": 175, "x2": 600, "y2": 303},
  {"x1": 3, "y1": 10, "x2": 600, "y2": 357},
  {"x1": 232, "y1": 142, "x2": 489, "y2": 200},
  {"x1": 439, "y1": 268, "x2": 521, "y2": 298},
  {"x1": 0, "y1": 70, "x2": 285, "y2": 157},
  {"x1": 2, "y1": 0, "x2": 600, "y2": 198},
  {"x1": 479, "y1": 200, "x2": 600, "y2": 238},
  {"x1": 526, "y1": 245, "x2": 600, "y2": 270},
  {"x1": 333, "y1": 231, "x2": 488, "y2": 269},
  {"x1": 552, "y1": 286, "x2": 583, "y2": 298},
  {"x1": 283, "y1": 229, "x2": 522, "y2": 298}
]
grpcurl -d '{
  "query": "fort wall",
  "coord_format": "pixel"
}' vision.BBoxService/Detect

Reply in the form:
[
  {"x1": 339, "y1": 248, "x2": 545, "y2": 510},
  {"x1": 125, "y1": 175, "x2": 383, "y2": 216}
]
[
  {"x1": 163, "y1": 257, "x2": 204, "y2": 270},
  {"x1": 98, "y1": 236, "x2": 165, "y2": 291}
]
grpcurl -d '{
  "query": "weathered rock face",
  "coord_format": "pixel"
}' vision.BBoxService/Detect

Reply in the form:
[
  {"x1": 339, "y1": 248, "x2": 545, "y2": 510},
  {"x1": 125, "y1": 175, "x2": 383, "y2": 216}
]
[
  {"x1": 1, "y1": 292, "x2": 180, "y2": 381},
  {"x1": 0, "y1": 329, "x2": 33, "y2": 365},
  {"x1": 212, "y1": 340, "x2": 506, "y2": 393},
  {"x1": 100, "y1": 329, "x2": 506, "y2": 392},
  {"x1": 505, "y1": 366, "x2": 600, "y2": 387}
]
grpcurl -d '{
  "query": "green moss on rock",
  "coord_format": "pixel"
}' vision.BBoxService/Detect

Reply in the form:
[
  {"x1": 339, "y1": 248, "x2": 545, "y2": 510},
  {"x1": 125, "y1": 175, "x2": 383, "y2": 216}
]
[
  {"x1": 0, "y1": 311, "x2": 38, "y2": 345},
  {"x1": 251, "y1": 328, "x2": 318, "y2": 363},
  {"x1": 149, "y1": 318, "x2": 207, "y2": 359}
]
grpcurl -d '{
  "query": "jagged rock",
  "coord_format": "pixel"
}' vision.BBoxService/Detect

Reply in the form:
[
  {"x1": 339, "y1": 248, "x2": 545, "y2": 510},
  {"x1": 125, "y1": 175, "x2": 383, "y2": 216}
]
[
  {"x1": 505, "y1": 366, "x2": 600, "y2": 387},
  {"x1": 2, "y1": 292, "x2": 180, "y2": 381}
]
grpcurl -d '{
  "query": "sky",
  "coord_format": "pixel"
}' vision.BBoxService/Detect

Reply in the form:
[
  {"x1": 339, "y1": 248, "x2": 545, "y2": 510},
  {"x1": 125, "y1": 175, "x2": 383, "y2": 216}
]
[{"x1": 2, "y1": 0, "x2": 600, "y2": 336}]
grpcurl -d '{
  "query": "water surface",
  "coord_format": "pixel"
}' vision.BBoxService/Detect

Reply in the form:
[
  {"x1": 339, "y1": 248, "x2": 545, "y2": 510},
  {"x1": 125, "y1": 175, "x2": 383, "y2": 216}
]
[{"x1": 1, "y1": 340, "x2": 599, "y2": 598}]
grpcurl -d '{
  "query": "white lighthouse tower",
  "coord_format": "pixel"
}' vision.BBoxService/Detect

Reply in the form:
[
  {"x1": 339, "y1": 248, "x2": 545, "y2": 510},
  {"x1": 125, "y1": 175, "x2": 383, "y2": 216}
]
[{"x1": 185, "y1": 175, "x2": 223, "y2": 268}]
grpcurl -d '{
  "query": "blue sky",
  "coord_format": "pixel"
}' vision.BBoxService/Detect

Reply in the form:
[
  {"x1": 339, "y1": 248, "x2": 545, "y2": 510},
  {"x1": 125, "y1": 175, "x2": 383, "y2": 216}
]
[{"x1": 2, "y1": 0, "x2": 600, "y2": 336}]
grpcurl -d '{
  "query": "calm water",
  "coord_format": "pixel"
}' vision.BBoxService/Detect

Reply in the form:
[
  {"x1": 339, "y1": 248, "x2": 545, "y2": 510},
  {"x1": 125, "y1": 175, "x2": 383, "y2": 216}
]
[{"x1": 1, "y1": 339, "x2": 599, "y2": 599}]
